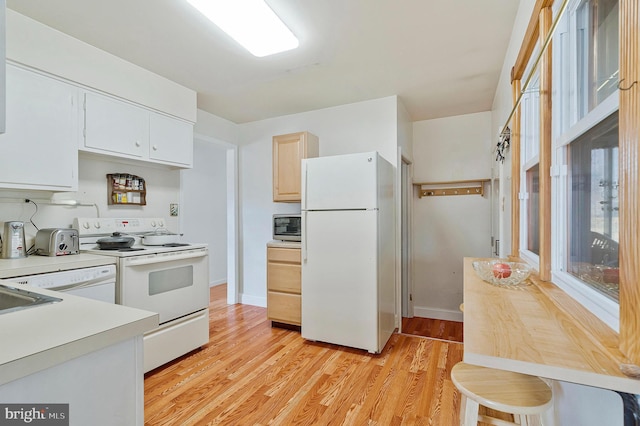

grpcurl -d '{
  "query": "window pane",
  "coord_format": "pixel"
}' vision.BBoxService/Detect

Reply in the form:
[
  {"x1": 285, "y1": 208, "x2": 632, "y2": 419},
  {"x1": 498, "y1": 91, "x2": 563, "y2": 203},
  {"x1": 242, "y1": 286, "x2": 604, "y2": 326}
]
[
  {"x1": 576, "y1": 0, "x2": 619, "y2": 119},
  {"x1": 554, "y1": 16, "x2": 570, "y2": 136},
  {"x1": 567, "y1": 112, "x2": 619, "y2": 301},
  {"x1": 527, "y1": 164, "x2": 540, "y2": 255},
  {"x1": 522, "y1": 71, "x2": 541, "y2": 163}
]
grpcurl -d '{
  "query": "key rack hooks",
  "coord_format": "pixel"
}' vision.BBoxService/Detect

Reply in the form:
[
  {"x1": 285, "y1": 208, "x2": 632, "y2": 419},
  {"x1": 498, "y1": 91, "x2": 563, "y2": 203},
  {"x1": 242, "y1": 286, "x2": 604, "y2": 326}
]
[{"x1": 414, "y1": 179, "x2": 490, "y2": 198}]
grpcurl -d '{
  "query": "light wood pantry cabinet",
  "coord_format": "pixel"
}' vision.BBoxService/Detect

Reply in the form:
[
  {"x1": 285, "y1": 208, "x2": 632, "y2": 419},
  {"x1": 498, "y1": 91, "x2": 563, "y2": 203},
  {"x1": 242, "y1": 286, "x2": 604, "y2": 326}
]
[
  {"x1": 272, "y1": 131, "x2": 319, "y2": 202},
  {"x1": 267, "y1": 245, "x2": 301, "y2": 326}
]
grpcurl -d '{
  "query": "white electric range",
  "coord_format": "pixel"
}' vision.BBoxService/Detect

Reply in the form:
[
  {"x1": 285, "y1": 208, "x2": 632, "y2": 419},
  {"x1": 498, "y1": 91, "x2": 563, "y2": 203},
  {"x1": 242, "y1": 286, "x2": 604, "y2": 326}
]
[{"x1": 74, "y1": 217, "x2": 210, "y2": 373}]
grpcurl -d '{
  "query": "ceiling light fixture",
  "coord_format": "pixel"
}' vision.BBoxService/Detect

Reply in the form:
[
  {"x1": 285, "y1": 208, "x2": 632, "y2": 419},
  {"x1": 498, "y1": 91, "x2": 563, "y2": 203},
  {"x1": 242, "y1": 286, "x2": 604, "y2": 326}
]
[{"x1": 185, "y1": 0, "x2": 299, "y2": 57}]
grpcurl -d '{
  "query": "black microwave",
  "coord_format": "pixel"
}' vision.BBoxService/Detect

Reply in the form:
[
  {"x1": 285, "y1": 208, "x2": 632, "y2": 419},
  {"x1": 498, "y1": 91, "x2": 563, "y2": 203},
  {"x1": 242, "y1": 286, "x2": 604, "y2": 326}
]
[{"x1": 273, "y1": 214, "x2": 301, "y2": 242}]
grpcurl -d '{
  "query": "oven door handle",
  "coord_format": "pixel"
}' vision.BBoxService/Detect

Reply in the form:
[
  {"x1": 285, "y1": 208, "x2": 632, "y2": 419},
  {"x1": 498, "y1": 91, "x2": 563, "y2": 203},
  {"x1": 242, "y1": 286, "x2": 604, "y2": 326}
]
[
  {"x1": 125, "y1": 250, "x2": 207, "y2": 266},
  {"x1": 51, "y1": 275, "x2": 116, "y2": 292}
]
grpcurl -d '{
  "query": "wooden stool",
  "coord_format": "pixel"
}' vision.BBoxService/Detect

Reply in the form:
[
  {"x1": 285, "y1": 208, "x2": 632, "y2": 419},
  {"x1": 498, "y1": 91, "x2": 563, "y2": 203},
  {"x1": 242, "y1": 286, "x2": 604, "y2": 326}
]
[{"x1": 451, "y1": 362, "x2": 552, "y2": 426}]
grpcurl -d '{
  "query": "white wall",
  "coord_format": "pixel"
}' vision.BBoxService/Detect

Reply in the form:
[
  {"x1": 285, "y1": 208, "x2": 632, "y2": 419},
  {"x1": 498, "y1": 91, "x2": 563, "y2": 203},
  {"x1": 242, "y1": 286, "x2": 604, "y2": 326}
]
[
  {"x1": 397, "y1": 101, "x2": 413, "y2": 162},
  {"x1": 490, "y1": 0, "x2": 624, "y2": 423},
  {"x1": 180, "y1": 139, "x2": 228, "y2": 286},
  {"x1": 237, "y1": 96, "x2": 400, "y2": 305},
  {"x1": 412, "y1": 112, "x2": 493, "y2": 321},
  {"x1": 185, "y1": 109, "x2": 240, "y2": 288},
  {"x1": 0, "y1": 156, "x2": 181, "y2": 247},
  {"x1": 194, "y1": 109, "x2": 239, "y2": 145}
]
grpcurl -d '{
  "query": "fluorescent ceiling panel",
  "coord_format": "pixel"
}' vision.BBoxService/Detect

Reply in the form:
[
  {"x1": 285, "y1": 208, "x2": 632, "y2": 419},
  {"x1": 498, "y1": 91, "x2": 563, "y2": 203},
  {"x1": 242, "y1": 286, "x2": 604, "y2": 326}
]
[{"x1": 185, "y1": 0, "x2": 299, "y2": 57}]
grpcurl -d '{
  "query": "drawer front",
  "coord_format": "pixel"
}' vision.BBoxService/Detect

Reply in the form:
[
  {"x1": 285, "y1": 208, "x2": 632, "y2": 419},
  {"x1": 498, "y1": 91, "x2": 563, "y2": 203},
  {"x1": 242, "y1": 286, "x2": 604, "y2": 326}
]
[
  {"x1": 267, "y1": 262, "x2": 301, "y2": 293},
  {"x1": 267, "y1": 247, "x2": 301, "y2": 264},
  {"x1": 267, "y1": 291, "x2": 301, "y2": 325}
]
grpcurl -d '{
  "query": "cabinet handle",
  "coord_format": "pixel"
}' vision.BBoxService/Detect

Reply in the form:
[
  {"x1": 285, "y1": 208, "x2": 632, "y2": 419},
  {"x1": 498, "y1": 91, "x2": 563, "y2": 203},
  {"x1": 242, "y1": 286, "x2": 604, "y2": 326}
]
[
  {"x1": 152, "y1": 145, "x2": 158, "y2": 151},
  {"x1": 135, "y1": 141, "x2": 141, "y2": 147}
]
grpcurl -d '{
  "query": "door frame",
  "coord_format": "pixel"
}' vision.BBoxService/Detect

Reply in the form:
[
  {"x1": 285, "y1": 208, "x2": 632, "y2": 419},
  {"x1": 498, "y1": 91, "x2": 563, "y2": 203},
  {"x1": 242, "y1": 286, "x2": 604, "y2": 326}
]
[
  {"x1": 183, "y1": 133, "x2": 239, "y2": 305},
  {"x1": 397, "y1": 148, "x2": 414, "y2": 332}
]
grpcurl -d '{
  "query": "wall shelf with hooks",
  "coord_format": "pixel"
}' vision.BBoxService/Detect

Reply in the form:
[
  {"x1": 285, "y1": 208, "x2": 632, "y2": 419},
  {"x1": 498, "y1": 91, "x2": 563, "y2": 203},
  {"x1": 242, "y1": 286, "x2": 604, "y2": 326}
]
[{"x1": 413, "y1": 179, "x2": 490, "y2": 198}]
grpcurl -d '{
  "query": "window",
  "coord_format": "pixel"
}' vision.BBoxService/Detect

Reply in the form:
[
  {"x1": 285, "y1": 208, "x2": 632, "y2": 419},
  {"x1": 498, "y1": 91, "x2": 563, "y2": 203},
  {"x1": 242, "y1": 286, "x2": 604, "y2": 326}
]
[
  {"x1": 567, "y1": 112, "x2": 619, "y2": 301},
  {"x1": 550, "y1": 0, "x2": 619, "y2": 329},
  {"x1": 511, "y1": 0, "x2": 639, "y2": 359},
  {"x1": 520, "y1": 69, "x2": 541, "y2": 262},
  {"x1": 526, "y1": 164, "x2": 540, "y2": 255},
  {"x1": 576, "y1": 0, "x2": 619, "y2": 119}
]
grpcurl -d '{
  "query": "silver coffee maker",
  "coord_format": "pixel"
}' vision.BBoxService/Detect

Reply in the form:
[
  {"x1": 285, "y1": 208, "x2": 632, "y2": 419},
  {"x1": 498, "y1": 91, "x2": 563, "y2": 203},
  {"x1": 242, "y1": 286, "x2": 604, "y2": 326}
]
[{"x1": 2, "y1": 221, "x2": 27, "y2": 259}]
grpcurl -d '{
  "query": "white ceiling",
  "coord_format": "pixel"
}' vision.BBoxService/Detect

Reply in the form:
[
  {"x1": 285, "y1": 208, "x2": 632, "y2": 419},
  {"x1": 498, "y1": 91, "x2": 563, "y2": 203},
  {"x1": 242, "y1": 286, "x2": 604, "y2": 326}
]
[{"x1": 7, "y1": 0, "x2": 520, "y2": 124}]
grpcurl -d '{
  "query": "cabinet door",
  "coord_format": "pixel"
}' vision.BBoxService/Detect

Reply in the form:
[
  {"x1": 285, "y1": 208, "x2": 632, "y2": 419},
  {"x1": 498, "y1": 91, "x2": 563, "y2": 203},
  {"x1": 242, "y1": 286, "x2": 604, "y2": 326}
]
[
  {"x1": 267, "y1": 262, "x2": 301, "y2": 293},
  {"x1": 0, "y1": 65, "x2": 78, "y2": 190},
  {"x1": 267, "y1": 292, "x2": 301, "y2": 325},
  {"x1": 84, "y1": 92, "x2": 149, "y2": 158},
  {"x1": 149, "y1": 112, "x2": 193, "y2": 167},
  {"x1": 273, "y1": 133, "x2": 303, "y2": 202},
  {"x1": 267, "y1": 247, "x2": 301, "y2": 263},
  {"x1": 273, "y1": 132, "x2": 318, "y2": 202}
]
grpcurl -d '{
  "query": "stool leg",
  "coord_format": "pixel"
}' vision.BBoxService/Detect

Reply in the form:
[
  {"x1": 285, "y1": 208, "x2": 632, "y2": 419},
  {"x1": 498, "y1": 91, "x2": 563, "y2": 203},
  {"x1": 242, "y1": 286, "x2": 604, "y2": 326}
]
[
  {"x1": 460, "y1": 394, "x2": 480, "y2": 426},
  {"x1": 459, "y1": 394, "x2": 467, "y2": 426},
  {"x1": 520, "y1": 415, "x2": 544, "y2": 426}
]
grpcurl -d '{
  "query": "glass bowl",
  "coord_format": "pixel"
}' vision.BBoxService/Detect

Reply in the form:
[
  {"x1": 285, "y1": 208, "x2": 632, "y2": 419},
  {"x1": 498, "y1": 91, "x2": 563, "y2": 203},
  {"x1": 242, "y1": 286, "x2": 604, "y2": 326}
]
[{"x1": 472, "y1": 260, "x2": 532, "y2": 287}]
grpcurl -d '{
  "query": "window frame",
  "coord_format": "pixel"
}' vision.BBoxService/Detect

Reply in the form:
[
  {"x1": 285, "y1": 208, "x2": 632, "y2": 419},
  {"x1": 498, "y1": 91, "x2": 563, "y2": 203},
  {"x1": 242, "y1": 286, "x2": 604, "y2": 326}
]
[
  {"x1": 519, "y1": 67, "x2": 542, "y2": 265},
  {"x1": 508, "y1": 0, "x2": 640, "y2": 364},
  {"x1": 549, "y1": 0, "x2": 620, "y2": 330}
]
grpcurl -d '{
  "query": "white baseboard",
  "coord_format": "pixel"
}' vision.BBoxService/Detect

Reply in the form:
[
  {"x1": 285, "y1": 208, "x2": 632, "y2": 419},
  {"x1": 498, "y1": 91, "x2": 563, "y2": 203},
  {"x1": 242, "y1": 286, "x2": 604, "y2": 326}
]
[
  {"x1": 240, "y1": 293, "x2": 267, "y2": 308},
  {"x1": 413, "y1": 306, "x2": 463, "y2": 322},
  {"x1": 209, "y1": 279, "x2": 226, "y2": 287}
]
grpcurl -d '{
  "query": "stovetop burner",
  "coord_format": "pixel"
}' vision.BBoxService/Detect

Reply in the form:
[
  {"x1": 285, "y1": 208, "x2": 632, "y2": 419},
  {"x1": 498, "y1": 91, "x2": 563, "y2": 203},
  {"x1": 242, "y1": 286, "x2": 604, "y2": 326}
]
[
  {"x1": 100, "y1": 247, "x2": 147, "y2": 252},
  {"x1": 74, "y1": 217, "x2": 206, "y2": 257}
]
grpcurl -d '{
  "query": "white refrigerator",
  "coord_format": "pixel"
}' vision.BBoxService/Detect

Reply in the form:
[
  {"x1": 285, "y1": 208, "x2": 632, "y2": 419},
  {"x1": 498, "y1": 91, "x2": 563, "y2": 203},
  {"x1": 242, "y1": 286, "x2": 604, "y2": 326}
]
[{"x1": 301, "y1": 151, "x2": 395, "y2": 353}]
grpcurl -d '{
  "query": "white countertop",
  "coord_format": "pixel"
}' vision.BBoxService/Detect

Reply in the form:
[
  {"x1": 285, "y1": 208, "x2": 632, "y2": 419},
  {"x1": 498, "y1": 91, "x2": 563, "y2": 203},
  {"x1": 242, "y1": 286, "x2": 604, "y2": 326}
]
[
  {"x1": 267, "y1": 240, "x2": 302, "y2": 249},
  {"x1": 0, "y1": 253, "x2": 116, "y2": 279},
  {"x1": 0, "y1": 284, "x2": 158, "y2": 386}
]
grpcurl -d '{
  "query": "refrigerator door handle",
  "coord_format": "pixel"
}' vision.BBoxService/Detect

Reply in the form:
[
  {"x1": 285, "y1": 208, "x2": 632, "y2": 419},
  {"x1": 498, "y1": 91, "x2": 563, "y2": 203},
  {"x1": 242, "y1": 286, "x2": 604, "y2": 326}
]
[
  {"x1": 302, "y1": 211, "x2": 307, "y2": 262},
  {"x1": 302, "y1": 161, "x2": 308, "y2": 211}
]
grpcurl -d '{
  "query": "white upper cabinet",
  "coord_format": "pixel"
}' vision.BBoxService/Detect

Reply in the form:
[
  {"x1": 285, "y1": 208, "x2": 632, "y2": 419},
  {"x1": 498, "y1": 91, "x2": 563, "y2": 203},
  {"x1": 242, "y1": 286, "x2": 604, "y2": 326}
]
[
  {"x1": 0, "y1": 64, "x2": 78, "y2": 190},
  {"x1": 82, "y1": 91, "x2": 194, "y2": 168},
  {"x1": 83, "y1": 92, "x2": 149, "y2": 158},
  {"x1": 149, "y1": 112, "x2": 193, "y2": 166}
]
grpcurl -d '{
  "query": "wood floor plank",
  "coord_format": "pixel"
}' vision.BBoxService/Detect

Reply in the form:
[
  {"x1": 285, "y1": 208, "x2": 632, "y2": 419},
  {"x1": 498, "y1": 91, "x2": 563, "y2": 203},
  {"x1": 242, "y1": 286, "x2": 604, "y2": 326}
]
[
  {"x1": 144, "y1": 285, "x2": 465, "y2": 425},
  {"x1": 402, "y1": 316, "x2": 464, "y2": 343}
]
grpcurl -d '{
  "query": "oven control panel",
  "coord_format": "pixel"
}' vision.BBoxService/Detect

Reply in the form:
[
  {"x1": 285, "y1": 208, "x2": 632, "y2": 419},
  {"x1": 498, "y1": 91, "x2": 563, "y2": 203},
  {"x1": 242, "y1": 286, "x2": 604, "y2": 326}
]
[{"x1": 73, "y1": 218, "x2": 168, "y2": 236}]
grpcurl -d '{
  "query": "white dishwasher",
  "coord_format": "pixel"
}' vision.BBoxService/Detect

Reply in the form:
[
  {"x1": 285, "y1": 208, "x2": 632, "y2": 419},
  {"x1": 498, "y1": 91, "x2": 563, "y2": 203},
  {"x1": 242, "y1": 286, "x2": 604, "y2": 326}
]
[{"x1": 3, "y1": 265, "x2": 117, "y2": 303}]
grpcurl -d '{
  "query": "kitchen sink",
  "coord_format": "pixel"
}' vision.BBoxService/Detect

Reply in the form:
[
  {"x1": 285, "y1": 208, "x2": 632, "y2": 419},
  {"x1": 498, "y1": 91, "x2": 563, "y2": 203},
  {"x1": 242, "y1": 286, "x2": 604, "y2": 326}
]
[{"x1": 0, "y1": 284, "x2": 62, "y2": 315}]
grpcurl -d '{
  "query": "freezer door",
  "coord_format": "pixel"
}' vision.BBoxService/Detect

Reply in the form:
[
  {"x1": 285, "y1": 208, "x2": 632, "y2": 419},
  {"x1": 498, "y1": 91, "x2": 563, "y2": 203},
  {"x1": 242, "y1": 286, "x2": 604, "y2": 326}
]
[
  {"x1": 302, "y1": 152, "x2": 378, "y2": 210},
  {"x1": 302, "y1": 209, "x2": 379, "y2": 352}
]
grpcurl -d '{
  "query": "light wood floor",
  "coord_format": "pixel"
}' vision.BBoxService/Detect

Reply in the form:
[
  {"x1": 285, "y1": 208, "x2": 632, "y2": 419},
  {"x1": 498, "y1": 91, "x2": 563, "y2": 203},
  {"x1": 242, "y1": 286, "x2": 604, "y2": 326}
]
[
  {"x1": 144, "y1": 285, "x2": 465, "y2": 425},
  {"x1": 401, "y1": 317, "x2": 464, "y2": 343}
]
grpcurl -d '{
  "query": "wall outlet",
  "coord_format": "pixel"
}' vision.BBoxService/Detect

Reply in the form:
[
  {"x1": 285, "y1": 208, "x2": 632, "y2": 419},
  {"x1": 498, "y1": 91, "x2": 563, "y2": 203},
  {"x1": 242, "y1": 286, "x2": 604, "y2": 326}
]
[{"x1": 170, "y1": 203, "x2": 179, "y2": 216}]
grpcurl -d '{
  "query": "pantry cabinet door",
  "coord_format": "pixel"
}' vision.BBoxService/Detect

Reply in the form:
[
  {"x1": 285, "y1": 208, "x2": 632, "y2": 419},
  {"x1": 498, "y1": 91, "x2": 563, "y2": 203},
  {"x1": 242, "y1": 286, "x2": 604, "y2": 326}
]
[
  {"x1": 84, "y1": 91, "x2": 149, "y2": 158},
  {"x1": 0, "y1": 65, "x2": 78, "y2": 190}
]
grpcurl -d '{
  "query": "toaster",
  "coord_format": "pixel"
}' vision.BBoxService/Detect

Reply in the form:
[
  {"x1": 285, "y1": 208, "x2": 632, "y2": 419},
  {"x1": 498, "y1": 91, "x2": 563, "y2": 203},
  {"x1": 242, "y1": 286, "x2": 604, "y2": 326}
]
[{"x1": 35, "y1": 228, "x2": 79, "y2": 256}]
